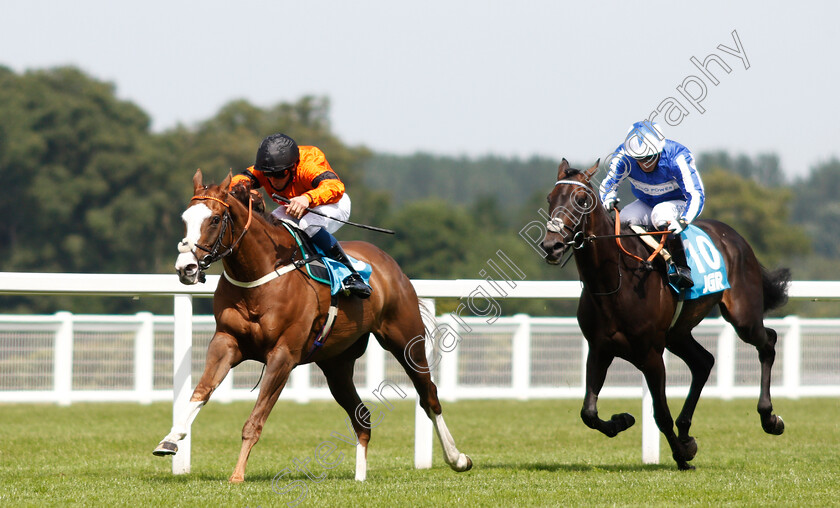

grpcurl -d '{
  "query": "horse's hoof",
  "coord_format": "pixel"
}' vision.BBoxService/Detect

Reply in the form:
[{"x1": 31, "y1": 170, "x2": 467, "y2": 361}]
[
  {"x1": 680, "y1": 436, "x2": 698, "y2": 461},
  {"x1": 606, "y1": 413, "x2": 635, "y2": 437},
  {"x1": 452, "y1": 453, "x2": 472, "y2": 472},
  {"x1": 769, "y1": 415, "x2": 785, "y2": 435},
  {"x1": 229, "y1": 475, "x2": 245, "y2": 484},
  {"x1": 152, "y1": 441, "x2": 178, "y2": 456},
  {"x1": 761, "y1": 414, "x2": 785, "y2": 435},
  {"x1": 674, "y1": 454, "x2": 696, "y2": 470}
]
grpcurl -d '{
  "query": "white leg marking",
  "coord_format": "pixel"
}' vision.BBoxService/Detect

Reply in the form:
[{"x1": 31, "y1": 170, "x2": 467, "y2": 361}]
[
  {"x1": 162, "y1": 400, "x2": 206, "y2": 442},
  {"x1": 355, "y1": 443, "x2": 367, "y2": 481},
  {"x1": 432, "y1": 413, "x2": 471, "y2": 471}
]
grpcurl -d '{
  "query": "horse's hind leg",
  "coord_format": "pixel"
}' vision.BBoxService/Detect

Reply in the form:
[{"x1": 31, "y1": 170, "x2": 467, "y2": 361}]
[
  {"x1": 153, "y1": 332, "x2": 242, "y2": 456},
  {"x1": 375, "y1": 321, "x2": 472, "y2": 472},
  {"x1": 720, "y1": 299, "x2": 785, "y2": 435},
  {"x1": 665, "y1": 333, "x2": 715, "y2": 460},
  {"x1": 317, "y1": 340, "x2": 371, "y2": 481},
  {"x1": 580, "y1": 344, "x2": 635, "y2": 437}
]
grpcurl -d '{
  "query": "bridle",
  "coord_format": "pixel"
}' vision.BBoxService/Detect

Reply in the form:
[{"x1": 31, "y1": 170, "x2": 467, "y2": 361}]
[
  {"x1": 546, "y1": 179, "x2": 593, "y2": 256},
  {"x1": 548, "y1": 178, "x2": 625, "y2": 295},
  {"x1": 189, "y1": 193, "x2": 253, "y2": 270},
  {"x1": 547, "y1": 179, "x2": 668, "y2": 264}
]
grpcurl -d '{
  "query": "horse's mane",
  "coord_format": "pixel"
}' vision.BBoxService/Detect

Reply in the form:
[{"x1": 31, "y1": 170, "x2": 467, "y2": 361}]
[{"x1": 228, "y1": 183, "x2": 273, "y2": 221}]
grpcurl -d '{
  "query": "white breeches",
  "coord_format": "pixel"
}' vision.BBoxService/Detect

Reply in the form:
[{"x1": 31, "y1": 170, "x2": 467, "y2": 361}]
[
  {"x1": 621, "y1": 199, "x2": 686, "y2": 229},
  {"x1": 271, "y1": 193, "x2": 352, "y2": 236}
]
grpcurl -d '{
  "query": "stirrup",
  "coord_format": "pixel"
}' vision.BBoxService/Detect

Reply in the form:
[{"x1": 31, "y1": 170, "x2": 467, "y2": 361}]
[
  {"x1": 342, "y1": 273, "x2": 371, "y2": 299},
  {"x1": 668, "y1": 263, "x2": 694, "y2": 289}
]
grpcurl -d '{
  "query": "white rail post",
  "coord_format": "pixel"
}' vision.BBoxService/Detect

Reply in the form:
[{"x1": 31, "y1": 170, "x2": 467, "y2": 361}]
[
  {"x1": 783, "y1": 316, "x2": 801, "y2": 399},
  {"x1": 415, "y1": 298, "x2": 436, "y2": 470},
  {"x1": 215, "y1": 367, "x2": 234, "y2": 404},
  {"x1": 717, "y1": 323, "x2": 736, "y2": 400},
  {"x1": 172, "y1": 294, "x2": 193, "y2": 475},
  {"x1": 511, "y1": 314, "x2": 531, "y2": 400},
  {"x1": 438, "y1": 314, "x2": 460, "y2": 403},
  {"x1": 641, "y1": 379, "x2": 659, "y2": 464},
  {"x1": 291, "y1": 364, "x2": 311, "y2": 403},
  {"x1": 135, "y1": 312, "x2": 154, "y2": 405},
  {"x1": 365, "y1": 333, "x2": 386, "y2": 394},
  {"x1": 54, "y1": 311, "x2": 74, "y2": 407}
]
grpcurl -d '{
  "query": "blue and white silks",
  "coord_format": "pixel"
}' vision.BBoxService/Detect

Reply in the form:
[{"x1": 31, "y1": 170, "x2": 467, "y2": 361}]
[{"x1": 600, "y1": 140, "x2": 705, "y2": 224}]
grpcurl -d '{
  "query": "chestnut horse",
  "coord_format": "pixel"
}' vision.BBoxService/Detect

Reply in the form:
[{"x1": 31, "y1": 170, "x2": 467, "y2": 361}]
[
  {"x1": 541, "y1": 159, "x2": 789, "y2": 470},
  {"x1": 153, "y1": 169, "x2": 472, "y2": 482}
]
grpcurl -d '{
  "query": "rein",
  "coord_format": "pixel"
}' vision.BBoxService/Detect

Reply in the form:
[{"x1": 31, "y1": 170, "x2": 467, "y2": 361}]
[
  {"x1": 612, "y1": 208, "x2": 668, "y2": 264},
  {"x1": 190, "y1": 193, "x2": 253, "y2": 269},
  {"x1": 549, "y1": 179, "x2": 669, "y2": 271}
]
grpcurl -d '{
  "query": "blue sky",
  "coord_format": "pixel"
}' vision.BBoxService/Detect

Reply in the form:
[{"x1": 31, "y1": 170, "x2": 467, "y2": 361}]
[{"x1": 2, "y1": 1, "x2": 837, "y2": 177}]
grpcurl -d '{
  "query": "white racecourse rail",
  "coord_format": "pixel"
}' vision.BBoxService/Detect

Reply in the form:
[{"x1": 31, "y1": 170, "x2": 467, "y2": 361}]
[{"x1": 1, "y1": 273, "x2": 839, "y2": 474}]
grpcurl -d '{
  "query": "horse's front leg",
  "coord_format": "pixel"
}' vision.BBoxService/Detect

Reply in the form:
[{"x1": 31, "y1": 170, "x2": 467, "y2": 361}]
[
  {"x1": 641, "y1": 351, "x2": 694, "y2": 470},
  {"x1": 229, "y1": 345, "x2": 295, "y2": 483},
  {"x1": 153, "y1": 332, "x2": 242, "y2": 456},
  {"x1": 580, "y1": 345, "x2": 635, "y2": 437}
]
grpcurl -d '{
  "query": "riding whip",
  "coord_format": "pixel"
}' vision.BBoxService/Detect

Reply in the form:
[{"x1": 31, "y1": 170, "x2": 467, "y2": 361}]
[{"x1": 272, "y1": 194, "x2": 396, "y2": 235}]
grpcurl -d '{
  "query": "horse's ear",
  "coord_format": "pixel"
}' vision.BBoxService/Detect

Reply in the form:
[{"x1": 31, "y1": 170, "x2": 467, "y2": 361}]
[
  {"x1": 193, "y1": 169, "x2": 204, "y2": 193},
  {"x1": 584, "y1": 159, "x2": 601, "y2": 180},
  {"x1": 220, "y1": 171, "x2": 232, "y2": 193},
  {"x1": 557, "y1": 158, "x2": 570, "y2": 178}
]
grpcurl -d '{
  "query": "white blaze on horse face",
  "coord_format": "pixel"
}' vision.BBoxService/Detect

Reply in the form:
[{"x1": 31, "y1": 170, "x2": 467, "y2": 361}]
[{"x1": 174, "y1": 203, "x2": 212, "y2": 271}]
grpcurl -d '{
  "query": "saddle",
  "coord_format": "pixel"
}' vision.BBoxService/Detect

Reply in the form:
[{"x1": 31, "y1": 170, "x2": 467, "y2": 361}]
[
  {"x1": 629, "y1": 223, "x2": 730, "y2": 300},
  {"x1": 274, "y1": 219, "x2": 373, "y2": 297},
  {"x1": 275, "y1": 219, "x2": 332, "y2": 285}
]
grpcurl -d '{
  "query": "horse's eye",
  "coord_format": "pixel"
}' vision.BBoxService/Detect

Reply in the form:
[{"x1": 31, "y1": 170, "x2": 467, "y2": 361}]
[{"x1": 211, "y1": 215, "x2": 221, "y2": 225}]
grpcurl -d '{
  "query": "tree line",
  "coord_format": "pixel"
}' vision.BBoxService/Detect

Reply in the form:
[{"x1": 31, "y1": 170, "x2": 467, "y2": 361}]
[{"x1": 1, "y1": 66, "x2": 835, "y2": 316}]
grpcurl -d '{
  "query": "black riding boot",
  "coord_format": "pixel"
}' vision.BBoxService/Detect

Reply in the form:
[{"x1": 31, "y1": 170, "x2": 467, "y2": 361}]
[
  {"x1": 327, "y1": 243, "x2": 372, "y2": 299},
  {"x1": 666, "y1": 235, "x2": 694, "y2": 290}
]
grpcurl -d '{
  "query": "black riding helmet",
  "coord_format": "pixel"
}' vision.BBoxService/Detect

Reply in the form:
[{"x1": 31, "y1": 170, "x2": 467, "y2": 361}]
[{"x1": 255, "y1": 133, "x2": 300, "y2": 175}]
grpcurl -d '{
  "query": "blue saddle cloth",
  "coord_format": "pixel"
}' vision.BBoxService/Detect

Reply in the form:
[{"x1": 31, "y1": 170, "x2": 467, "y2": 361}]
[
  {"x1": 279, "y1": 221, "x2": 372, "y2": 296},
  {"x1": 668, "y1": 225, "x2": 730, "y2": 299},
  {"x1": 317, "y1": 250, "x2": 373, "y2": 296}
]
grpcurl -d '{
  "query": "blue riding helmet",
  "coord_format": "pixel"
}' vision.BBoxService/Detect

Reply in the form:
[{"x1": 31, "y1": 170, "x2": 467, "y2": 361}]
[{"x1": 624, "y1": 121, "x2": 666, "y2": 160}]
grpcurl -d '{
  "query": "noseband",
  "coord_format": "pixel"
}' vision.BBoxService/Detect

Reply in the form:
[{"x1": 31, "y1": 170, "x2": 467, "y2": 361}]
[
  {"x1": 546, "y1": 179, "x2": 592, "y2": 250},
  {"x1": 190, "y1": 194, "x2": 252, "y2": 269}
]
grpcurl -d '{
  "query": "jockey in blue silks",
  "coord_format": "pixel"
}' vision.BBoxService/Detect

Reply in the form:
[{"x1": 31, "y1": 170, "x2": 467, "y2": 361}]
[{"x1": 599, "y1": 120, "x2": 705, "y2": 290}]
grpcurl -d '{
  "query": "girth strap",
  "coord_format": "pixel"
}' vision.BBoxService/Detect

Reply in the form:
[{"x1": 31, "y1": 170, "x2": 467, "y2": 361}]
[{"x1": 302, "y1": 294, "x2": 340, "y2": 364}]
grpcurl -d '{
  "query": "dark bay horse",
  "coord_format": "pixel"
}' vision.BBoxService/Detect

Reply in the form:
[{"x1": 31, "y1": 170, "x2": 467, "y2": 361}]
[
  {"x1": 541, "y1": 159, "x2": 790, "y2": 470},
  {"x1": 154, "y1": 169, "x2": 472, "y2": 482}
]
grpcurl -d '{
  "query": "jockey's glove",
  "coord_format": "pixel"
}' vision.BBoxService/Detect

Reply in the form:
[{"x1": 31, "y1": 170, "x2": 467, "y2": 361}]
[
  {"x1": 668, "y1": 218, "x2": 688, "y2": 235},
  {"x1": 604, "y1": 199, "x2": 619, "y2": 213}
]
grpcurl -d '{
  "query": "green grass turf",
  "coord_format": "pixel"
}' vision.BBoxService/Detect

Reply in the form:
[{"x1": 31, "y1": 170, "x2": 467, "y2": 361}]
[{"x1": 1, "y1": 397, "x2": 838, "y2": 507}]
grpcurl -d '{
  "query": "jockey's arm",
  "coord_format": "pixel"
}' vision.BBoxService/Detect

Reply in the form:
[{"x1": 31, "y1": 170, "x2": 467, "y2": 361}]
[
  {"x1": 301, "y1": 171, "x2": 345, "y2": 208},
  {"x1": 599, "y1": 149, "x2": 630, "y2": 208},
  {"x1": 674, "y1": 153, "x2": 704, "y2": 223}
]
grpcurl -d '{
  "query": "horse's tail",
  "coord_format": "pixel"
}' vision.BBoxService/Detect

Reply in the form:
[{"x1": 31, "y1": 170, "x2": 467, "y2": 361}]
[
  {"x1": 761, "y1": 265, "x2": 791, "y2": 313},
  {"x1": 418, "y1": 298, "x2": 438, "y2": 339}
]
